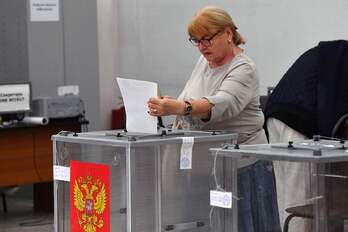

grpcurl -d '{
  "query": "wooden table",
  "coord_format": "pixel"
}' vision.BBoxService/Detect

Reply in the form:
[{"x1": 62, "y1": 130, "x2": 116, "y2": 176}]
[{"x1": 0, "y1": 117, "x2": 82, "y2": 211}]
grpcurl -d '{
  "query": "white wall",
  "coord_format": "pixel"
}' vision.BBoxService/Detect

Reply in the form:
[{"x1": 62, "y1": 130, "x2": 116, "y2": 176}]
[
  {"x1": 112, "y1": 0, "x2": 348, "y2": 97},
  {"x1": 233, "y1": 0, "x2": 348, "y2": 93},
  {"x1": 97, "y1": 0, "x2": 119, "y2": 129},
  {"x1": 97, "y1": 0, "x2": 348, "y2": 127}
]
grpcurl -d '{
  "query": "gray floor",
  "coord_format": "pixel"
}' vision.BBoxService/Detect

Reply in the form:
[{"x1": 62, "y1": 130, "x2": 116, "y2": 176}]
[{"x1": 0, "y1": 187, "x2": 53, "y2": 232}]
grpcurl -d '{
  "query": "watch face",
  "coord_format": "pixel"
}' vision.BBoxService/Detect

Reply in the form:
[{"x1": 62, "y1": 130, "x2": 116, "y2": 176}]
[
  {"x1": 185, "y1": 101, "x2": 192, "y2": 115},
  {"x1": 187, "y1": 104, "x2": 192, "y2": 113}
]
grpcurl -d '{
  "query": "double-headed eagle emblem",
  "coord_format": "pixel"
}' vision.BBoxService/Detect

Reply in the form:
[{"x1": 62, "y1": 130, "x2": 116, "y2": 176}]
[{"x1": 73, "y1": 176, "x2": 107, "y2": 232}]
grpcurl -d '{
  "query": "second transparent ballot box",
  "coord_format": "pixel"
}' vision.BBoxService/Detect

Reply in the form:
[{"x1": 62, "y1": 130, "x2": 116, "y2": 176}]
[
  {"x1": 52, "y1": 129, "x2": 237, "y2": 232},
  {"x1": 209, "y1": 138, "x2": 348, "y2": 232}
]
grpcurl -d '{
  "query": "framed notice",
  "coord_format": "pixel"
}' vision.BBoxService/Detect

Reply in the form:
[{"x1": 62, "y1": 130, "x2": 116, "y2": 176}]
[
  {"x1": 0, "y1": 82, "x2": 31, "y2": 114},
  {"x1": 30, "y1": 0, "x2": 60, "y2": 22}
]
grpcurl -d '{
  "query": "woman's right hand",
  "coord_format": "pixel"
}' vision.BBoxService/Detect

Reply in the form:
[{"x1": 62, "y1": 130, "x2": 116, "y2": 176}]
[{"x1": 147, "y1": 96, "x2": 186, "y2": 116}]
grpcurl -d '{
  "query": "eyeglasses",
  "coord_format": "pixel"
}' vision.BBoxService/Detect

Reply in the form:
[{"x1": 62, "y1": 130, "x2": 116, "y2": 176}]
[{"x1": 189, "y1": 31, "x2": 221, "y2": 47}]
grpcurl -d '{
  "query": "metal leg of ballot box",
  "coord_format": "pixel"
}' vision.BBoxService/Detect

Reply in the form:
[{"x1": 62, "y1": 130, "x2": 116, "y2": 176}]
[
  {"x1": 229, "y1": 158, "x2": 239, "y2": 232},
  {"x1": 155, "y1": 146, "x2": 162, "y2": 232},
  {"x1": 126, "y1": 145, "x2": 135, "y2": 232},
  {"x1": 311, "y1": 162, "x2": 328, "y2": 232},
  {"x1": 54, "y1": 141, "x2": 58, "y2": 232},
  {"x1": 54, "y1": 142, "x2": 71, "y2": 232}
]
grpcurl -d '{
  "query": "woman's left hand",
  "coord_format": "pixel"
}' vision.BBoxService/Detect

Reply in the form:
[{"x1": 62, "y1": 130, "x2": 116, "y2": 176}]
[{"x1": 147, "y1": 96, "x2": 185, "y2": 116}]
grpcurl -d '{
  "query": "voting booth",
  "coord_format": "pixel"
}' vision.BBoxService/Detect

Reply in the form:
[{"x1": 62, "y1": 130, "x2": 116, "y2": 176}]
[
  {"x1": 210, "y1": 138, "x2": 348, "y2": 232},
  {"x1": 53, "y1": 129, "x2": 237, "y2": 232}
]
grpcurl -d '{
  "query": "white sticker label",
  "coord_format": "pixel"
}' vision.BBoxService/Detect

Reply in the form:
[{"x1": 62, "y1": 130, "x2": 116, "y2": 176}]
[
  {"x1": 210, "y1": 190, "x2": 232, "y2": 208},
  {"x1": 180, "y1": 137, "x2": 194, "y2": 170},
  {"x1": 58, "y1": 85, "x2": 79, "y2": 96},
  {"x1": 53, "y1": 165, "x2": 70, "y2": 182}
]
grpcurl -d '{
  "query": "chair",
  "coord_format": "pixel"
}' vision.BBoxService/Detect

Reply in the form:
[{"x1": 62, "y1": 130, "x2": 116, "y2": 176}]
[{"x1": 283, "y1": 205, "x2": 313, "y2": 232}]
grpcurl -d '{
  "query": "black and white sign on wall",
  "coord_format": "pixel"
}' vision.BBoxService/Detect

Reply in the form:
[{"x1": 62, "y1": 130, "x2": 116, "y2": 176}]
[
  {"x1": 30, "y1": 0, "x2": 59, "y2": 22},
  {"x1": 0, "y1": 83, "x2": 31, "y2": 114}
]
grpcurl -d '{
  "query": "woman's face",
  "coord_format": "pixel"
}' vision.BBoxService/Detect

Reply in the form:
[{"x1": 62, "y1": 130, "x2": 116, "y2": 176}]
[{"x1": 193, "y1": 28, "x2": 233, "y2": 66}]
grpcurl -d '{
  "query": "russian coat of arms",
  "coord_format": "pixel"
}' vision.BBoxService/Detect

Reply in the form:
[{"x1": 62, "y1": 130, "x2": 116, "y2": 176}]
[{"x1": 73, "y1": 175, "x2": 107, "y2": 232}]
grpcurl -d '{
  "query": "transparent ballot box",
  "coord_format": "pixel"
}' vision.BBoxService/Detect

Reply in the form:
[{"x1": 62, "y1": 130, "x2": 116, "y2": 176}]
[
  {"x1": 210, "y1": 138, "x2": 348, "y2": 232},
  {"x1": 52, "y1": 129, "x2": 237, "y2": 232}
]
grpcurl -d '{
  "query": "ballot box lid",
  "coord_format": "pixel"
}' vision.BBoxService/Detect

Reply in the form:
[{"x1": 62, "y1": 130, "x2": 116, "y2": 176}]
[
  {"x1": 210, "y1": 138, "x2": 348, "y2": 163},
  {"x1": 52, "y1": 129, "x2": 237, "y2": 147}
]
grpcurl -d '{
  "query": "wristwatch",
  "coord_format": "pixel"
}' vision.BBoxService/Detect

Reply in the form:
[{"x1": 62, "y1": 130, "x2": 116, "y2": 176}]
[{"x1": 184, "y1": 100, "x2": 192, "y2": 115}]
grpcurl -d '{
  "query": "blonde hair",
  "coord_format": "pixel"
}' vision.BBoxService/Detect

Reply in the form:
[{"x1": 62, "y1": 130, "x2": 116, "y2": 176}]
[{"x1": 188, "y1": 6, "x2": 246, "y2": 45}]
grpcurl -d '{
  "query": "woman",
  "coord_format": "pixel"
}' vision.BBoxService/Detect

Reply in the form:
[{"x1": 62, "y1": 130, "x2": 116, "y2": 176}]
[{"x1": 148, "y1": 6, "x2": 280, "y2": 231}]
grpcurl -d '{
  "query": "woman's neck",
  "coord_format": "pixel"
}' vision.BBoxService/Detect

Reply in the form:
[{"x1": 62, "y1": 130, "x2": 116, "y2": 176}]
[{"x1": 209, "y1": 46, "x2": 242, "y2": 68}]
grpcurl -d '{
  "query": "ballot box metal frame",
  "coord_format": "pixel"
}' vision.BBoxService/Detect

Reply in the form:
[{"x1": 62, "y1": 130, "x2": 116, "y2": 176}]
[
  {"x1": 210, "y1": 138, "x2": 348, "y2": 232},
  {"x1": 52, "y1": 129, "x2": 237, "y2": 232}
]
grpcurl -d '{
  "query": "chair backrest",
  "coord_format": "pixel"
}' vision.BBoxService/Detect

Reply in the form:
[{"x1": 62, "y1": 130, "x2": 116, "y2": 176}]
[{"x1": 331, "y1": 113, "x2": 348, "y2": 139}]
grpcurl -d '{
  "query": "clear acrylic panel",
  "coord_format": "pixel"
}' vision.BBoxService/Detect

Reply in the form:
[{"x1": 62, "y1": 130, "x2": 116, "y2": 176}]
[{"x1": 54, "y1": 142, "x2": 127, "y2": 232}]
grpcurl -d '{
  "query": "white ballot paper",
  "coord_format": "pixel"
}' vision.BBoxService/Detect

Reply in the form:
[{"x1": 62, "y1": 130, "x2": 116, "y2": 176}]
[{"x1": 116, "y1": 77, "x2": 158, "y2": 134}]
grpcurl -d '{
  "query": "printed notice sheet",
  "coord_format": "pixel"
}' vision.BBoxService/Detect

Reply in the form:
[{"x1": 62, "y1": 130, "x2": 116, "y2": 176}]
[
  {"x1": 116, "y1": 77, "x2": 158, "y2": 134},
  {"x1": 30, "y1": 0, "x2": 59, "y2": 22}
]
